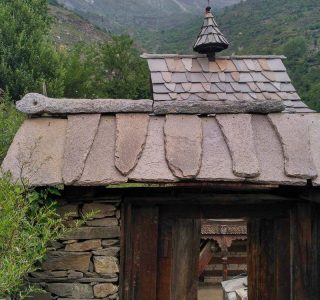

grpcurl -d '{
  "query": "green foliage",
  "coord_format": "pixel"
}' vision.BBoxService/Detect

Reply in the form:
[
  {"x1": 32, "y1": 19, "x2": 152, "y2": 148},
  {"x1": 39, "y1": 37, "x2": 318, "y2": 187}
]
[
  {"x1": 0, "y1": 0, "x2": 65, "y2": 99},
  {"x1": 63, "y1": 36, "x2": 151, "y2": 99},
  {"x1": 0, "y1": 176, "x2": 67, "y2": 299},
  {"x1": 0, "y1": 95, "x2": 25, "y2": 162}
]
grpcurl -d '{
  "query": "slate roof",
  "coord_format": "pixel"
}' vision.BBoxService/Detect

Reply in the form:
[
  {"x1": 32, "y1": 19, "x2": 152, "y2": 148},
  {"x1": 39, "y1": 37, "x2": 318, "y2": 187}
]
[
  {"x1": 143, "y1": 54, "x2": 313, "y2": 113},
  {"x1": 3, "y1": 113, "x2": 320, "y2": 187}
]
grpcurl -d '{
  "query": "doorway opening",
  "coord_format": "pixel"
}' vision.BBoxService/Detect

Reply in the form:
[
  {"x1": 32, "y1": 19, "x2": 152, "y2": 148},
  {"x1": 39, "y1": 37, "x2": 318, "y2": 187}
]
[
  {"x1": 122, "y1": 202, "x2": 292, "y2": 300},
  {"x1": 198, "y1": 219, "x2": 248, "y2": 300}
]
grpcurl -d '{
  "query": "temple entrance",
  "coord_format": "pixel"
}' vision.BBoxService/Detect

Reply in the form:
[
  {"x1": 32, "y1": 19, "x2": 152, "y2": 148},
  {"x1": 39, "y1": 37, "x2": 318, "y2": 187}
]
[
  {"x1": 198, "y1": 219, "x2": 247, "y2": 300},
  {"x1": 121, "y1": 199, "x2": 317, "y2": 300}
]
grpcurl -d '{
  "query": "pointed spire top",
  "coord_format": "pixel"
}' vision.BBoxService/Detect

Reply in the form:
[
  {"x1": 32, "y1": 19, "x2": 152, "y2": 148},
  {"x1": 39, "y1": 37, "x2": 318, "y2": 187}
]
[{"x1": 193, "y1": 3, "x2": 229, "y2": 60}]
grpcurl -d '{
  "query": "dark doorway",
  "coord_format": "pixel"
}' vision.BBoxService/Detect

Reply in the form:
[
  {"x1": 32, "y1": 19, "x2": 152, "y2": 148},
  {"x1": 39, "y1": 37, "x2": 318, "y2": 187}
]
[{"x1": 121, "y1": 202, "x2": 294, "y2": 300}]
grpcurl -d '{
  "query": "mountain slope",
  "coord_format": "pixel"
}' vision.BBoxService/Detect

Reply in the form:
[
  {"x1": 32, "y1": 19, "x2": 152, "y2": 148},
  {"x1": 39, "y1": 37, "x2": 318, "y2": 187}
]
[
  {"x1": 54, "y1": 0, "x2": 241, "y2": 50},
  {"x1": 49, "y1": 0, "x2": 320, "y2": 110},
  {"x1": 49, "y1": 3, "x2": 108, "y2": 47},
  {"x1": 220, "y1": 0, "x2": 320, "y2": 110}
]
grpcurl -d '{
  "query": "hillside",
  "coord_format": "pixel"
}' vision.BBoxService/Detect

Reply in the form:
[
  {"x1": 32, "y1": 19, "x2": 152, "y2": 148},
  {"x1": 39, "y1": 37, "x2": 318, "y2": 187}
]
[
  {"x1": 49, "y1": 3, "x2": 108, "y2": 47},
  {"x1": 221, "y1": 0, "x2": 320, "y2": 110},
  {"x1": 48, "y1": 0, "x2": 320, "y2": 110},
  {"x1": 53, "y1": 0, "x2": 241, "y2": 50}
]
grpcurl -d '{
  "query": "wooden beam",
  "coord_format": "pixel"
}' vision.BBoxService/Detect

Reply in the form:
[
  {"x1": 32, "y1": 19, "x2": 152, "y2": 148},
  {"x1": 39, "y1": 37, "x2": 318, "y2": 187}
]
[
  {"x1": 161, "y1": 204, "x2": 290, "y2": 219},
  {"x1": 198, "y1": 241, "x2": 215, "y2": 276}
]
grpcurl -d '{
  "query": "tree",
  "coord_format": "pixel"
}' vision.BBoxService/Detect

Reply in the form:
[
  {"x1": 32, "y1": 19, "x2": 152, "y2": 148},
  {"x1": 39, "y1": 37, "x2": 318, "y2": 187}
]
[
  {"x1": 63, "y1": 36, "x2": 151, "y2": 99},
  {"x1": 97, "y1": 36, "x2": 151, "y2": 99},
  {"x1": 0, "y1": 0, "x2": 65, "y2": 100},
  {"x1": 0, "y1": 96, "x2": 25, "y2": 163}
]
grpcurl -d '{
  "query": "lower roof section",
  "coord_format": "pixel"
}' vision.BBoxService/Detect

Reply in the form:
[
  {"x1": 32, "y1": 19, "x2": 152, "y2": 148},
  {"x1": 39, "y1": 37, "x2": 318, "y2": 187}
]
[{"x1": 2, "y1": 113, "x2": 320, "y2": 187}]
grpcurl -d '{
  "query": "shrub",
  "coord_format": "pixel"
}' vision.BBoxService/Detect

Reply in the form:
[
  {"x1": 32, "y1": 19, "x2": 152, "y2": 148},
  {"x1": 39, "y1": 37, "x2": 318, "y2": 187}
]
[{"x1": 0, "y1": 175, "x2": 73, "y2": 299}]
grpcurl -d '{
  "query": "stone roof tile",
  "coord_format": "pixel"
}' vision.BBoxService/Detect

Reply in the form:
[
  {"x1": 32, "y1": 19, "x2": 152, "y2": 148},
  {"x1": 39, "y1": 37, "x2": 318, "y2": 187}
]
[{"x1": 4, "y1": 113, "x2": 320, "y2": 187}]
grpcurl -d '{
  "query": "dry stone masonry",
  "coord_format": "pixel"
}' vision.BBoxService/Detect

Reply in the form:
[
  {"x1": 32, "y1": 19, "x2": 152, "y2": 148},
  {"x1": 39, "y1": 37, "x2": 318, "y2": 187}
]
[{"x1": 28, "y1": 199, "x2": 121, "y2": 300}]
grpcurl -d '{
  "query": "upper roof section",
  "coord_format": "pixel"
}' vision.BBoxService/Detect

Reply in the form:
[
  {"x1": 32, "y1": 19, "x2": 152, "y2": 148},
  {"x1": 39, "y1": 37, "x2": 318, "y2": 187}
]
[
  {"x1": 193, "y1": 6, "x2": 229, "y2": 56},
  {"x1": 143, "y1": 54, "x2": 313, "y2": 114}
]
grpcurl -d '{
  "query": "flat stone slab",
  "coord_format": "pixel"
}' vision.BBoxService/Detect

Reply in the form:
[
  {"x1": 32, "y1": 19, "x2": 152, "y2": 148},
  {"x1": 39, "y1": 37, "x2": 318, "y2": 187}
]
[
  {"x1": 164, "y1": 115, "x2": 202, "y2": 178},
  {"x1": 306, "y1": 114, "x2": 320, "y2": 185},
  {"x1": 78, "y1": 116, "x2": 127, "y2": 185},
  {"x1": 129, "y1": 117, "x2": 177, "y2": 182},
  {"x1": 63, "y1": 226, "x2": 120, "y2": 240},
  {"x1": 1, "y1": 118, "x2": 67, "y2": 186},
  {"x1": 216, "y1": 114, "x2": 260, "y2": 178},
  {"x1": 16, "y1": 93, "x2": 153, "y2": 114},
  {"x1": 42, "y1": 252, "x2": 91, "y2": 272},
  {"x1": 269, "y1": 114, "x2": 317, "y2": 179},
  {"x1": 250, "y1": 115, "x2": 305, "y2": 185},
  {"x1": 197, "y1": 117, "x2": 239, "y2": 182},
  {"x1": 82, "y1": 203, "x2": 116, "y2": 218},
  {"x1": 115, "y1": 114, "x2": 149, "y2": 175},
  {"x1": 86, "y1": 218, "x2": 118, "y2": 227},
  {"x1": 63, "y1": 114, "x2": 100, "y2": 184},
  {"x1": 46, "y1": 283, "x2": 93, "y2": 298},
  {"x1": 65, "y1": 240, "x2": 102, "y2": 252}
]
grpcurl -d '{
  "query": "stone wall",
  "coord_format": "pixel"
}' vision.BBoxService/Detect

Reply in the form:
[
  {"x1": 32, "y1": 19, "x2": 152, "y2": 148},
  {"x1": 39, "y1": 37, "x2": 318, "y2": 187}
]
[{"x1": 28, "y1": 199, "x2": 121, "y2": 300}]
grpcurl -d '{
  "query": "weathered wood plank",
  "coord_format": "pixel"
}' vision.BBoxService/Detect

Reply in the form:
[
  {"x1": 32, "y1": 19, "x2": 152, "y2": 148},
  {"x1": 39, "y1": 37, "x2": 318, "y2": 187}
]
[
  {"x1": 247, "y1": 219, "x2": 259, "y2": 300},
  {"x1": 248, "y1": 217, "x2": 290, "y2": 300},
  {"x1": 157, "y1": 215, "x2": 173, "y2": 300},
  {"x1": 291, "y1": 203, "x2": 319, "y2": 300},
  {"x1": 274, "y1": 218, "x2": 290, "y2": 300},
  {"x1": 132, "y1": 206, "x2": 159, "y2": 300},
  {"x1": 171, "y1": 219, "x2": 201, "y2": 300}
]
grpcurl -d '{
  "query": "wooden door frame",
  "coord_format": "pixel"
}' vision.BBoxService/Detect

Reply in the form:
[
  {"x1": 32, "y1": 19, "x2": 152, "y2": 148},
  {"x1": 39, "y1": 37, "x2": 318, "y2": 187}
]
[{"x1": 120, "y1": 197, "x2": 320, "y2": 300}]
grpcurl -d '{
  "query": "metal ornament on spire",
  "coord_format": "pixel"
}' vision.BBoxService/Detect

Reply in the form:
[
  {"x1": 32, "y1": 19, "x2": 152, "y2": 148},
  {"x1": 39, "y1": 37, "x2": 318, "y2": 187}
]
[{"x1": 193, "y1": 2, "x2": 229, "y2": 60}]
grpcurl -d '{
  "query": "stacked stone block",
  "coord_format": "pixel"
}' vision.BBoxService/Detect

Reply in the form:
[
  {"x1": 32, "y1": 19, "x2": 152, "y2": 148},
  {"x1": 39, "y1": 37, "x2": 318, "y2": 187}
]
[{"x1": 28, "y1": 199, "x2": 121, "y2": 300}]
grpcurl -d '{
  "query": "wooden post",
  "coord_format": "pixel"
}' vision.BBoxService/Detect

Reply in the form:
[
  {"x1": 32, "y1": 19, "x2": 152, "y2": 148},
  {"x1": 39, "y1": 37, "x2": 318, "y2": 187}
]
[
  {"x1": 248, "y1": 217, "x2": 290, "y2": 300},
  {"x1": 290, "y1": 203, "x2": 319, "y2": 300},
  {"x1": 122, "y1": 205, "x2": 159, "y2": 300}
]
